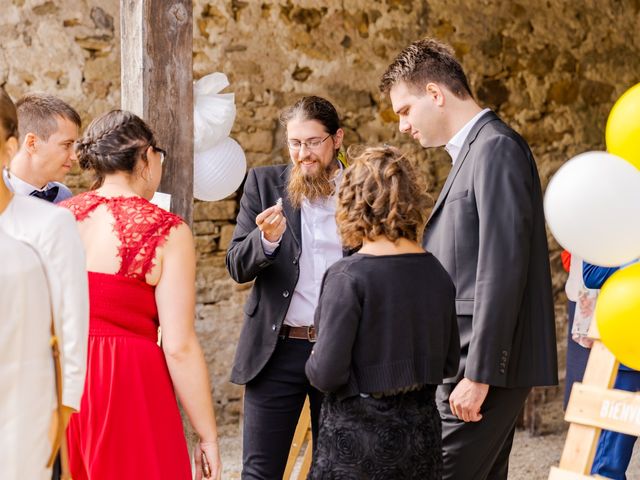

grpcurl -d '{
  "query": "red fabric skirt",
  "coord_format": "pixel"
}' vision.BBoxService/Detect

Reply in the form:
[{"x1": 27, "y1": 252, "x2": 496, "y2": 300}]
[{"x1": 67, "y1": 272, "x2": 191, "y2": 479}]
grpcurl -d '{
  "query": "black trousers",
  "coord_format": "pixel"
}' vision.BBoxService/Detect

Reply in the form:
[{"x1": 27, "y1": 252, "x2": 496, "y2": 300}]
[
  {"x1": 242, "y1": 337, "x2": 324, "y2": 480},
  {"x1": 437, "y1": 383, "x2": 531, "y2": 480}
]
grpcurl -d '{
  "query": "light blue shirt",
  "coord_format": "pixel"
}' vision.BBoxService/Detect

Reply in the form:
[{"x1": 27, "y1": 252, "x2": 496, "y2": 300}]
[{"x1": 3, "y1": 168, "x2": 72, "y2": 204}]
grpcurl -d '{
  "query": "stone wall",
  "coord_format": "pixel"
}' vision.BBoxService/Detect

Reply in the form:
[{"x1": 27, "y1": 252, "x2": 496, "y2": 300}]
[{"x1": 2, "y1": 0, "x2": 639, "y2": 433}]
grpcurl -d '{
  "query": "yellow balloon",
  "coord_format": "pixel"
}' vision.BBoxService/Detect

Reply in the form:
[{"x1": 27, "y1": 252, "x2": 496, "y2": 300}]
[
  {"x1": 606, "y1": 83, "x2": 640, "y2": 170},
  {"x1": 596, "y1": 262, "x2": 640, "y2": 370}
]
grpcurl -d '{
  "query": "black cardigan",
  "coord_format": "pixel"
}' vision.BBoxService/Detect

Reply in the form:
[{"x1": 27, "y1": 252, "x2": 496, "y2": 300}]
[{"x1": 305, "y1": 252, "x2": 460, "y2": 400}]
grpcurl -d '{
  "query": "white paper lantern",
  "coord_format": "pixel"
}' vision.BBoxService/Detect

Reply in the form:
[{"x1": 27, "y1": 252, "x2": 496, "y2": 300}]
[
  {"x1": 544, "y1": 151, "x2": 640, "y2": 266},
  {"x1": 194, "y1": 137, "x2": 247, "y2": 201},
  {"x1": 193, "y1": 72, "x2": 236, "y2": 153}
]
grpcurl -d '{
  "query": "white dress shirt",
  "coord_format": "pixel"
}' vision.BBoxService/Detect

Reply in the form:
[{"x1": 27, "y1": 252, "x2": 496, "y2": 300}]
[
  {"x1": 3, "y1": 168, "x2": 72, "y2": 203},
  {"x1": 0, "y1": 228, "x2": 55, "y2": 479},
  {"x1": 0, "y1": 195, "x2": 89, "y2": 410},
  {"x1": 283, "y1": 194, "x2": 343, "y2": 327},
  {"x1": 262, "y1": 165, "x2": 344, "y2": 327},
  {"x1": 445, "y1": 108, "x2": 491, "y2": 165},
  {"x1": 3, "y1": 169, "x2": 41, "y2": 195}
]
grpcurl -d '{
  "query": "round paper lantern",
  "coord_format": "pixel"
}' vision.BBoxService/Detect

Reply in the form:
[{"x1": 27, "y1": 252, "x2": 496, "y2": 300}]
[
  {"x1": 544, "y1": 151, "x2": 640, "y2": 266},
  {"x1": 606, "y1": 83, "x2": 640, "y2": 170},
  {"x1": 194, "y1": 137, "x2": 246, "y2": 202},
  {"x1": 596, "y1": 263, "x2": 640, "y2": 370}
]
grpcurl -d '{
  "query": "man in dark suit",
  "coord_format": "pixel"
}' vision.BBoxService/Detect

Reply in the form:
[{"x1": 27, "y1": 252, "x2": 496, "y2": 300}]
[
  {"x1": 380, "y1": 38, "x2": 558, "y2": 479},
  {"x1": 3, "y1": 93, "x2": 80, "y2": 204},
  {"x1": 227, "y1": 96, "x2": 346, "y2": 479}
]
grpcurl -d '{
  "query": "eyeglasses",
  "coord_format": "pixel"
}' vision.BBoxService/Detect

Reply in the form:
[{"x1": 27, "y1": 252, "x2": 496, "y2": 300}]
[{"x1": 287, "y1": 134, "x2": 331, "y2": 151}]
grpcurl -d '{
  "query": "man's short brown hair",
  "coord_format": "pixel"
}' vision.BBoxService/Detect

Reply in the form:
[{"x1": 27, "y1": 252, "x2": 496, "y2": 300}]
[
  {"x1": 337, "y1": 145, "x2": 432, "y2": 249},
  {"x1": 380, "y1": 37, "x2": 472, "y2": 99},
  {"x1": 16, "y1": 93, "x2": 81, "y2": 143}
]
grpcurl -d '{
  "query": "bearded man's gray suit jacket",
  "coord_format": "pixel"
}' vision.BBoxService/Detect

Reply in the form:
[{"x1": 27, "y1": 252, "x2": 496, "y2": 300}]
[{"x1": 424, "y1": 111, "x2": 558, "y2": 388}]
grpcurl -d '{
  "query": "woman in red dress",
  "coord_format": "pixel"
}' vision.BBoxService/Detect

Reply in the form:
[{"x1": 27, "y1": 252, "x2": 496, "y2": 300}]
[{"x1": 62, "y1": 110, "x2": 221, "y2": 480}]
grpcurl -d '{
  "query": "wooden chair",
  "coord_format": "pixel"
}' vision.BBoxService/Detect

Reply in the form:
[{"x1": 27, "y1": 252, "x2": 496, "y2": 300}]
[
  {"x1": 283, "y1": 397, "x2": 313, "y2": 480},
  {"x1": 549, "y1": 320, "x2": 640, "y2": 479}
]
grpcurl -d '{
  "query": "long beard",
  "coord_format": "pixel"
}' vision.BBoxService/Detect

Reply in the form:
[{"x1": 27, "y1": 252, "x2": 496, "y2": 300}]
[{"x1": 287, "y1": 160, "x2": 336, "y2": 209}]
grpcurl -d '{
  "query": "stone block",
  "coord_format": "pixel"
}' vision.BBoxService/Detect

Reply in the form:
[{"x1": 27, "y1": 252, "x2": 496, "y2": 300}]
[
  {"x1": 194, "y1": 200, "x2": 237, "y2": 221},
  {"x1": 218, "y1": 224, "x2": 236, "y2": 252},
  {"x1": 197, "y1": 254, "x2": 227, "y2": 272},
  {"x1": 195, "y1": 234, "x2": 218, "y2": 255},
  {"x1": 234, "y1": 129, "x2": 274, "y2": 154},
  {"x1": 193, "y1": 221, "x2": 220, "y2": 236}
]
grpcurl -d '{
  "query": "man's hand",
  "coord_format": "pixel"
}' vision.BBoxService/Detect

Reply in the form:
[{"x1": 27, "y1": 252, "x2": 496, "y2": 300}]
[
  {"x1": 256, "y1": 204, "x2": 286, "y2": 242},
  {"x1": 449, "y1": 378, "x2": 489, "y2": 422}
]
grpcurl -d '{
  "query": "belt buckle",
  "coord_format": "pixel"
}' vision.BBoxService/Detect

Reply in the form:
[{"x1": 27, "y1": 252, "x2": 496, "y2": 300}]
[{"x1": 307, "y1": 326, "x2": 316, "y2": 343}]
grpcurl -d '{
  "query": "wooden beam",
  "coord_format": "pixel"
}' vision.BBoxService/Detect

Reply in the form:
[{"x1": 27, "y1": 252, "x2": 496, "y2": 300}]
[
  {"x1": 120, "y1": 0, "x2": 194, "y2": 224},
  {"x1": 565, "y1": 383, "x2": 640, "y2": 436},
  {"x1": 548, "y1": 467, "x2": 594, "y2": 480}
]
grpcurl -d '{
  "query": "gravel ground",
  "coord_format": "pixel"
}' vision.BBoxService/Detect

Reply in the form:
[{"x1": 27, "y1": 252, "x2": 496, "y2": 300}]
[{"x1": 217, "y1": 427, "x2": 639, "y2": 479}]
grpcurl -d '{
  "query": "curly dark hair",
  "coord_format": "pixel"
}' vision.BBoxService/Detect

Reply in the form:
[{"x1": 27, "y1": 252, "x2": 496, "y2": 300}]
[
  {"x1": 75, "y1": 110, "x2": 156, "y2": 189},
  {"x1": 337, "y1": 145, "x2": 432, "y2": 248},
  {"x1": 379, "y1": 37, "x2": 472, "y2": 99}
]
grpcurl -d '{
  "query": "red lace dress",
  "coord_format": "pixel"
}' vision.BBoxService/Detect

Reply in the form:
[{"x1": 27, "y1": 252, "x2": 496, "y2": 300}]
[{"x1": 61, "y1": 192, "x2": 191, "y2": 480}]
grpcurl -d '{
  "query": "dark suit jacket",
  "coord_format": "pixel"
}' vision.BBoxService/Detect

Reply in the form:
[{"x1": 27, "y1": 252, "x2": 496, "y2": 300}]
[
  {"x1": 423, "y1": 111, "x2": 558, "y2": 388},
  {"x1": 226, "y1": 164, "x2": 305, "y2": 385}
]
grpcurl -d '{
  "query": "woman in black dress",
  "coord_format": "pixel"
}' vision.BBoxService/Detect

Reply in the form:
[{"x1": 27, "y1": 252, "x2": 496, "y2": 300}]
[{"x1": 305, "y1": 146, "x2": 460, "y2": 479}]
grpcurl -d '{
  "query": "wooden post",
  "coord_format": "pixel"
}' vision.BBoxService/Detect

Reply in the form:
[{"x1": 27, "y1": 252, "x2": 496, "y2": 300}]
[{"x1": 120, "y1": 0, "x2": 194, "y2": 225}]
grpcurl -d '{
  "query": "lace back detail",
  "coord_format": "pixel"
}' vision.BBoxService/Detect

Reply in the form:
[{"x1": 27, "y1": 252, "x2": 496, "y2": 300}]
[
  {"x1": 62, "y1": 192, "x2": 102, "y2": 223},
  {"x1": 61, "y1": 192, "x2": 183, "y2": 281}
]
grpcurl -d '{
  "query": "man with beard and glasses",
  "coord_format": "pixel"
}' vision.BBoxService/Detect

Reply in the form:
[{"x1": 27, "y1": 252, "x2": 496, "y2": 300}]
[{"x1": 226, "y1": 96, "x2": 347, "y2": 479}]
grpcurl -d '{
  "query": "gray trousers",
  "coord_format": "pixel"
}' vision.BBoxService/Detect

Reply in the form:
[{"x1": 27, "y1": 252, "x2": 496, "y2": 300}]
[{"x1": 437, "y1": 383, "x2": 531, "y2": 480}]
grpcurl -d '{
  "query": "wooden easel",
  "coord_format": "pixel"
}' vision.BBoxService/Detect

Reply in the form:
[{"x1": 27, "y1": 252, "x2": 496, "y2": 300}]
[
  {"x1": 284, "y1": 397, "x2": 313, "y2": 479},
  {"x1": 549, "y1": 320, "x2": 639, "y2": 479}
]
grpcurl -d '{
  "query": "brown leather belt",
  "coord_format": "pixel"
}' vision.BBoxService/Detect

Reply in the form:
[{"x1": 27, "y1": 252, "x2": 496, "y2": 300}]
[{"x1": 279, "y1": 325, "x2": 316, "y2": 342}]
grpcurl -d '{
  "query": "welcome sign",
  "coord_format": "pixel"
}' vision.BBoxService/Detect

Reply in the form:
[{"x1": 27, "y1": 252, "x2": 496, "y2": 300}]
[{"x1": 565, "y1": 383, "x2": 640, "y2": 437}]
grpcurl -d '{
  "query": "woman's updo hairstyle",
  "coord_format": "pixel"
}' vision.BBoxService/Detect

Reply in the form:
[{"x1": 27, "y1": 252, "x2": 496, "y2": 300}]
[
  {"x1": 75, "y1": 110, "x2": 156, "y2": 189},
  {"x1": 337, "y1": 145, "x2": 432, "y2": 249}
]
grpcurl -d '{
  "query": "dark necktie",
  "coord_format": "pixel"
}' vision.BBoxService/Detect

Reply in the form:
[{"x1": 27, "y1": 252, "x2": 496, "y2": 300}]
[{"x1": 30, "y1": 185, "x2": 59, "y2": 203}]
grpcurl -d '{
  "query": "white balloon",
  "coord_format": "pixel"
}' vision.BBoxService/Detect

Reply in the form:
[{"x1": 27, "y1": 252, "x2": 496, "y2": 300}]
[
  {"x1": 193, "y1": 72, "x2": 236, "y2": 153},
  {"x1": 194, "y1": 137, "x2": 247, "y2": 202},
  {"x1": 544, "y1": 151, "x2": 640, "y2": 266}
]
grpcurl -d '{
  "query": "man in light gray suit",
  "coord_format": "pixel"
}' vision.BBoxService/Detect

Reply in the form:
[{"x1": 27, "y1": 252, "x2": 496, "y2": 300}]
[{"x1": 380, "y1": 38, "x2": 558, "y2": 479}]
